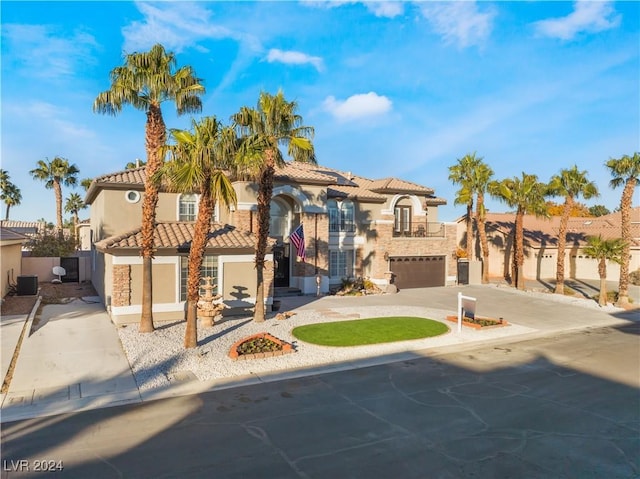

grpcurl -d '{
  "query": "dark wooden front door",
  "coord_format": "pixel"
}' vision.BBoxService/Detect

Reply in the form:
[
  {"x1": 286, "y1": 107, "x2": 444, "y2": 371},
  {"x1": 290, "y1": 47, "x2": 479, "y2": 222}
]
[{"x1": 273, "y1": 246, "x2": 290, "y2": 287}]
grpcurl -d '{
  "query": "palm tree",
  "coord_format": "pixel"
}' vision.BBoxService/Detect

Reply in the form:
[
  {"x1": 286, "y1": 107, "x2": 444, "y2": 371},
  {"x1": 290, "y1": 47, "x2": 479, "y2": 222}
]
[
  {"x1": 489, "y1": 173, "x2": 550, "y2": 290},
  {"x1": 29, "y1": 157, "x2": 79, "y2": 235},
  {"x1": 548, "y1": 165, "x2": 599, "y2": 295},
  {"x1": 605, "y1": 152, "x2": 640, "y2": 306},
  {"x1": 80, "y1": 178, "x2": 93, "y2": 191},
  {"x1": 0, "y1": 170, "x2": 22, "y2": 220},
  {"x1": 583, "y1": 235, "x2": 626, "y2": 306},
  {"x1": 94, "y1": 43, "x2": 205, "y2": 333},
  {"x1": 232, "y1": 90, "x2": 316, "y2": 322},
  {"x1": 2, "y1": 182, "x2": 22, "y2": 220},
  {"x1": 448, "y1": 154, "x2": 478, "y2": 260},
  {"x1": 156, "y1": 117, "x2": 238, "y2": 348},
  {"x1": 64, "y1": 193, "x2": 86, "y2": 240}
]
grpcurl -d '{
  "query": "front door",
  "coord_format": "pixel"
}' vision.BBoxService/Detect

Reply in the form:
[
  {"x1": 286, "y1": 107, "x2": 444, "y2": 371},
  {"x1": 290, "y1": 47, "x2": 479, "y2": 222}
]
[{"x1": 273, "y1": 246, "x2": 290, "y2": 287}]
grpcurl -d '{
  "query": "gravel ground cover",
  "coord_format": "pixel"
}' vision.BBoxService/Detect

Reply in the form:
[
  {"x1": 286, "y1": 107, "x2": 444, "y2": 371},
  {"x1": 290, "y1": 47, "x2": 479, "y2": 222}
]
[
  {"x1": 117, "y1": 286, "x2": 634, "y2": 393},
  {"x1": 117, "y1": 304, "x2": 540, "y2": 392}
]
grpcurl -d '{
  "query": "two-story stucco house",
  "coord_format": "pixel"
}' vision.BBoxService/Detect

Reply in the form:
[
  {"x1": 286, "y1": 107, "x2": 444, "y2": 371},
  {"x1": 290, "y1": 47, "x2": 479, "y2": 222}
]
[{"x1": 85, "y1": 162, "x2": 456, "y2": 325}]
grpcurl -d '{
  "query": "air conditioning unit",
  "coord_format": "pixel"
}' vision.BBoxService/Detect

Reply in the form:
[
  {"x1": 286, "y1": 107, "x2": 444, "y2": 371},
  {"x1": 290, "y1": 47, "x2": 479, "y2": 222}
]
[{"x1": 17, "y1": 275, "x2": 38, "y2": 296}]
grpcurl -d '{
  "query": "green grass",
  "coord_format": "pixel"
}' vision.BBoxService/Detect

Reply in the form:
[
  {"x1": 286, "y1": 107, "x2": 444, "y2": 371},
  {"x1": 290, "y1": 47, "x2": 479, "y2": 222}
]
[{"x1": 292, "y1": 316, "x2": 449, "y2": 347}]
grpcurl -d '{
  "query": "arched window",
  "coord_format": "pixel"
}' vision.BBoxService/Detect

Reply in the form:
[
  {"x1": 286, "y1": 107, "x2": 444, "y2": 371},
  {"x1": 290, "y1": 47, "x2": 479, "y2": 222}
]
[
  {"x1": 269, "y1": 198, "x2": 289, "y2": 237},
  {"x1": 179, "y1": 194, "x2": 197, "y2": 221}
]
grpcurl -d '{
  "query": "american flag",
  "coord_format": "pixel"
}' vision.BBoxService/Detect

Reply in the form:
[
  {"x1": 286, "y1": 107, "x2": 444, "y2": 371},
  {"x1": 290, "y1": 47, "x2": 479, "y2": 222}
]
[{"x1": 289, "y1": 224, "x2": 306, "y2": 262}]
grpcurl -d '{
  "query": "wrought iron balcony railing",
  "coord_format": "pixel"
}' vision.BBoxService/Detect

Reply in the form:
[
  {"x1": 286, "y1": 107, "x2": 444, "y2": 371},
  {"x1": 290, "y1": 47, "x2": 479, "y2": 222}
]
[{"x1": 393, "y1": 222, "x2": 445, "y2": 238}]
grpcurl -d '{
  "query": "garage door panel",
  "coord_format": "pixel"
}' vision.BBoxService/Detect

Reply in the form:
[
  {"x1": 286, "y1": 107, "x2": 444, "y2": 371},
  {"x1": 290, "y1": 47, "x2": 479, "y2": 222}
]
[{"x1": 390, "y1": 256, "x2": 445, "y2": 289}]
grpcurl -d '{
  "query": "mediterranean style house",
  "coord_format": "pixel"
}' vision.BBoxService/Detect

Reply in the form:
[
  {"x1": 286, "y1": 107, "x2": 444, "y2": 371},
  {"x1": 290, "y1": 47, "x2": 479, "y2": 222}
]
[
  {"x1": 85, "y1": 162, "x2": 457, "y2": 324},
  {"x1": 456, "y1": 208, "x2": 640, "y2": 282}
]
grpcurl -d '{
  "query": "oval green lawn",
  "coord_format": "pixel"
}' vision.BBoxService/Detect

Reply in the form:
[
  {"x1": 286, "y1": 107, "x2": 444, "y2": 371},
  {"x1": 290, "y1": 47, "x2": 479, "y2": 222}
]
[{"x1": 292, "y1": 316, "x2": 449, "y2": 347}]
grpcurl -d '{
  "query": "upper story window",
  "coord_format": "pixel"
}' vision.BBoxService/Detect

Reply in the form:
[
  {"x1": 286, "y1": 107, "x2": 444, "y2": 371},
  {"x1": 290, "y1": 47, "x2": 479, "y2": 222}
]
[
  {"x1": 328, "y1": 199, "x2": 356, "y2": 233},
  {"x1": 269, "y1": 198, "x2": 290, "y2": 238},
  {"x1": 179, "y1": 194, "x2": 197, "y2": 222},
  {"x1": 394, "y1": 205, "x2": 411, "y2": 236}
]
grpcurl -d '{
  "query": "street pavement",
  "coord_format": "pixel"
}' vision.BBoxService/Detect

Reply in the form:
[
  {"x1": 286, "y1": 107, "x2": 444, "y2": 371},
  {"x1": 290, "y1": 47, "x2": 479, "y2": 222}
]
[
  {"x1": 1, "y1": 317, "x2": 638, "y2": 478},
  {"x1": 0, "y1": 280, "x2": 638, "y2": 478},
  {"x1": 1, "y1": 281, "x2": 638, "y2": 424}
]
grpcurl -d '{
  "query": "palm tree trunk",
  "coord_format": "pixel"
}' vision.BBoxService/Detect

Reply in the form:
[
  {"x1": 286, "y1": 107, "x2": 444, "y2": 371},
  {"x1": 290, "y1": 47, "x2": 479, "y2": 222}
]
[
  {"x1": 476, "y1": 192, "x2": 489, "y2": 283},
  {"x1": 253, "y1": 152, "x2": 276, "y2": 323},
  {"x1": 465, "y1": 203, "x2": 473, "y2": 260},
  {"x1": 73, "y1": 212, "x2": 79, "y2": 241},
  {"x1": 139, "y1": 103, "x2": 166, "y2": 333},
  {"x1": 598, "y1": 259, "x2": 607, "y2": 307},
  {"x1": 515, "y1": 209, "x2": 525, "y2": 290},
  {"x1": 184, "y1": 183, "x2": 214, "y2": 348},
  {"x1": 554, "y1": 198, "x2": 573, "y2": 294},
  {"x1": 616, "y1": 179, "x2": 636, "y2": 306},
  {"x1": 5, "y1": 204, "x2": 9, "y2": 221},
  {"x1": 54, "y1": 179, "x2": 63, "y2": 239}
]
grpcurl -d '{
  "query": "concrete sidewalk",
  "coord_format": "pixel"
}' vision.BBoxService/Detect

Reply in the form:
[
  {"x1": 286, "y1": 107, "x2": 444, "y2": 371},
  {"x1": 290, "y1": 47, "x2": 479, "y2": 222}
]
[{"x1": 1, "y1": 282, "x2": 637, "y2": 424}]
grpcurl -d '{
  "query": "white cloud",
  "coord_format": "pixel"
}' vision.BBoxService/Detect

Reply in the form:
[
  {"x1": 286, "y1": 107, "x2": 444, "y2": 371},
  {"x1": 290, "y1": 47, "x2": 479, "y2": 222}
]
[
  {"x1": 1, "y1": 24, "x2": 98, "y2": 79},
  {"x1": 418, "y1": 1, "x2": 495, "y2": 48},
  {"x1": 323, "y1": 92, "x2": 392, "y2": 121},
  {"x1": 303, "y1": 1, "x2": 403, "y2": 18},
  {"x1": 364, "y1": 2, "x2": 404, "y2": 18},
  {"x1": 266, "y1": 49, "x2": 324, "y2": 72},
  {"x1": 123, "y1": 2, "x2": 261, "y2": 53},
  {"x1": 534, "y1": 1, "x2": 621, "y2": 40}
]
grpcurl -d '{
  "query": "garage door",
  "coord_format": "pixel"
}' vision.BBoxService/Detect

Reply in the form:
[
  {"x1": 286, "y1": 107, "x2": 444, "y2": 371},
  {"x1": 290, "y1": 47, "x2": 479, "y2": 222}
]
[{"x1": 389, "y1": 256, "x2": 446, "y2": 289}]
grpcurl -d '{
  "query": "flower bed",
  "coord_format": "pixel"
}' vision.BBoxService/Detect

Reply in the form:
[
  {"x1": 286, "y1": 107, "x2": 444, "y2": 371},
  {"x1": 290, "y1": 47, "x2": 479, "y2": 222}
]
[
  {"x1": 445, "y1": 315, "x2": 509, "y2": 330},
  {"x1": 228, "y1": 333, "x2": 295, "y2": 361}
]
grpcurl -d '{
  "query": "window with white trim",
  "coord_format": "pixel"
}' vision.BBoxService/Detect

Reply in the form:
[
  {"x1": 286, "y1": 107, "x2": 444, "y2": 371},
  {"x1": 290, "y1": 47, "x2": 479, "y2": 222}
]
[
  {"x1": 328, "y1": 199, "x2": 355, "y2": 232},
  {"x1": 179, "y1": 194, "x2": 197, "y2": 221},
  {"x1": 329, "y1": 249, "x2": 354, "y2": 279},
  {"x1": 180, "y1": 255, "x2": 218, "y2": 301}
]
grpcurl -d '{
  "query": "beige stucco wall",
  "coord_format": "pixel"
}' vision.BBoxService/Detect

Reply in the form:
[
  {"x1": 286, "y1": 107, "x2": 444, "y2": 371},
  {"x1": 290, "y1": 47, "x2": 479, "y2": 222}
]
[
  {"x1": 129, "y1": 263, "x2": 177, "y2": 305},
  {"x1": 1, "y1": 242, "x2": 23, "y2": 298},
  {"x1": 222, "y1": 262, "x2": 257, "y2": 302}
]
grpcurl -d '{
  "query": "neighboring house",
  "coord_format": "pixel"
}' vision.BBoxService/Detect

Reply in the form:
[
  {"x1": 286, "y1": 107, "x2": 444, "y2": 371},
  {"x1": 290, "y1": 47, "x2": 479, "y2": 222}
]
[
  {"x1": 85, "y1": 162, "x2": 455, "y2": 325},
  {"x1": 76, "y1": 219, "x2": 92, "y2": 251},
  {"x1": 0, "y1": 220, "x2": 45, "y2": 246},
  {"x1": 0, "y1": 227, "x2": 28, "y2": 297},
  {"x1": 456, "y1": 208, "x2": 640, "y2": 282}
]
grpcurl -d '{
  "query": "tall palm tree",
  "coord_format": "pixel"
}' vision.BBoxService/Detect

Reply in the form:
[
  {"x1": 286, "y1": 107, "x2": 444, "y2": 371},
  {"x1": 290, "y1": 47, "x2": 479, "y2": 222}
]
[
  {"x1": 489, "y1": 173, "x2": 550, "y2": 290},
  {"x1": 29, "y1": 157, "x2": 79, "y2": 235},
  {"x1": 0, "y1": 169, "x2": 9, "y2": 192},
  {"x1": 448, "y1": 154, "x2": 478, "y2": 260},
  {"x1": 605, "y1": 152, "x2": 640, "y2": 306},
  {"x1": 94, "y1": 43, "x2": 205, "y2": 333},
  {"x1": 2, "y1": 182, "x2": 22, "y2": 220},
  {"x1": 64, "y1": 193, "x2": 86, "y2": 240},
  {"x1": 548, "y1": 165, "x2": 599, "y2": 295},
  {"x1": 0, "y1": 170, "x2": 22, "y2": 220},
  {"x1": 583, "y1": 235, "x2": 626, "y2": 307},
  {"x1": 232, "y1": 90, "x2": 316, "y2": 322},
  {"x1": 470, "y1": 158, "x2": 494, "y2": 283},
  {"x1": 156, "y1": 117, "x2": 238, "y2": 348}
]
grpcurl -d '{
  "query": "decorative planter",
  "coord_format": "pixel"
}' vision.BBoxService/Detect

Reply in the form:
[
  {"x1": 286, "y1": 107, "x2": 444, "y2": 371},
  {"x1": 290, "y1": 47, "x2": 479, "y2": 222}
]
[
  {"x1": 228, "y1": 333, "x2": 295, "y2": 361},
  {"x1": 445, "y1": 315, "x2": 509, "y2": 330}
]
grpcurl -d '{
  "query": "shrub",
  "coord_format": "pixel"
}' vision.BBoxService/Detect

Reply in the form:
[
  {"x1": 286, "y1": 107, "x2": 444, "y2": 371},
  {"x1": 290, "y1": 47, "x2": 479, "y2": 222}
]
[
  {"x1": 26, "y1": 232, "x2": 77, "y2": 257},
  {"x1": 630, "y1": 269, "x2": 640, "y2": 286}
]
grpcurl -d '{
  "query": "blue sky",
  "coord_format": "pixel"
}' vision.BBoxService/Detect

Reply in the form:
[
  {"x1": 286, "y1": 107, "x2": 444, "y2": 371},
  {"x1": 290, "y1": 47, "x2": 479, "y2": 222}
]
[{"x1": 1, "y1": 1, "x2": 638, "y2": 223}]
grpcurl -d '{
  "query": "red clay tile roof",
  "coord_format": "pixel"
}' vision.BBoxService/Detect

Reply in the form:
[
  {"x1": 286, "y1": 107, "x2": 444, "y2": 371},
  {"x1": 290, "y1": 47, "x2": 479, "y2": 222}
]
[
  {"x1": 95, "y1": 222, "x2": 256, "y2": 251},
  {"x1": 87, "y1": 162, "x2": 445, "y2": 206},
  {"x1": 484, "y1": 208, "x2": 640, "y2": 247}
]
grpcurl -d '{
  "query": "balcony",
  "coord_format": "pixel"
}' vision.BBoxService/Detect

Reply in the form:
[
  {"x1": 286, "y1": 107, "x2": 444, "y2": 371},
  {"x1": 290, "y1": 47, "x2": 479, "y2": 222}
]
[{"x1": 393, "y1": 222, "x2": 445, "y2": 238}]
